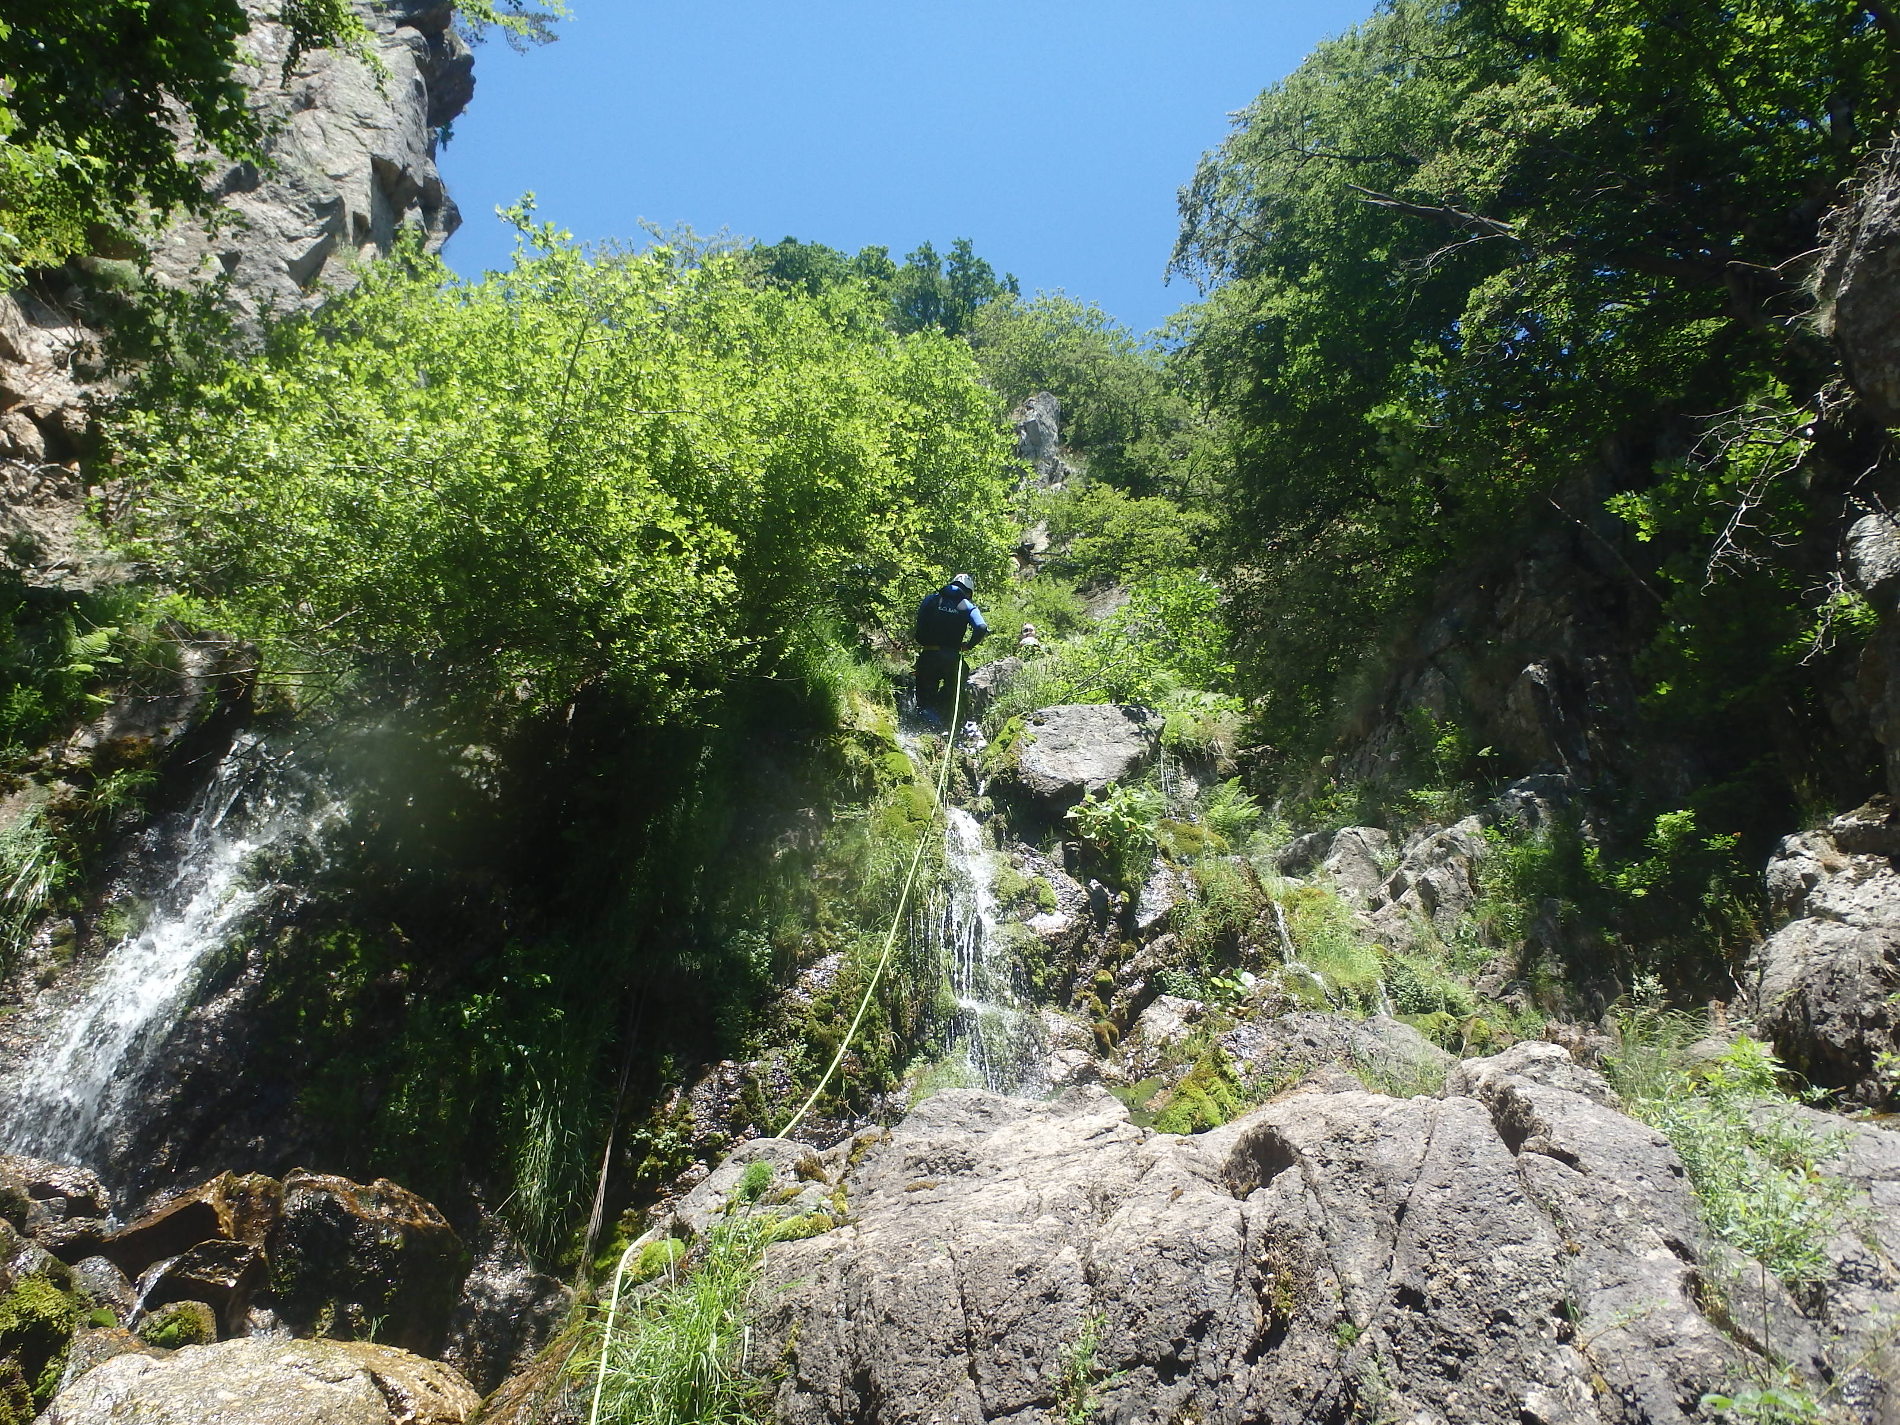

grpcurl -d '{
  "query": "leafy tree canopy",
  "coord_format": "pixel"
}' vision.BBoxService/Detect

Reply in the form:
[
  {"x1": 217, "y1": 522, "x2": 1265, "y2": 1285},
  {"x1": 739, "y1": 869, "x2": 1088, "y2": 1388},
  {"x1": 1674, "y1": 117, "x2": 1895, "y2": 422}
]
[
  {"x1": 114, "y1": 215, "x2": 1015, "y2": 723},
  {"x1": 747, "y1": 235, "x2": 1017, "y2": 338},
  {"x1": 1172, "y1": 0, "x2": 1897, "y2": 742}
]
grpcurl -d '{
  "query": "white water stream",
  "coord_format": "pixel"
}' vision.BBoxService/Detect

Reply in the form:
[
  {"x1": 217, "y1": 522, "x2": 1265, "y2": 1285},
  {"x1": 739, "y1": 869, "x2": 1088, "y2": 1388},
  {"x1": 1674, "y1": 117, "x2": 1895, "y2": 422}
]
[
  {"x1": 1, "y1": 735, "x2": 338, "y2": 1170},
  {"x1": 936, "y1": 805, "x2": 1045, "y2": 1096}
]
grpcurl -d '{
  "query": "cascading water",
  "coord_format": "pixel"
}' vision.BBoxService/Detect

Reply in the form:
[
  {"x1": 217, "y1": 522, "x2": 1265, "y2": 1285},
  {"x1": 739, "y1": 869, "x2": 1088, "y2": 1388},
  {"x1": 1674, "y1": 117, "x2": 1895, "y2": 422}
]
[
  {"x1": 936, "y1": 806, "x2": 1045, "y2": 1096},
  {"x1": 0, "y1": 734, "x2": 338, "y2": 1172}
]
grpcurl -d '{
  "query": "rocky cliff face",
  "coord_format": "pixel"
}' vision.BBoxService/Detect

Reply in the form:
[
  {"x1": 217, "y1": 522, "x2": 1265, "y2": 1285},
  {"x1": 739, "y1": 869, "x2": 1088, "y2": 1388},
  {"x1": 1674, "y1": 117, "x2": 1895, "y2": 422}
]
[
  {"x1": 147, "y1": 0, "x2": 473, "y2": 326},
  {"x1": 656, "y1": 1043, "x2": 1895, "y2": 1425},
  {"x1": 0, "y1": 0, "x2": 474, "y2": 590}
]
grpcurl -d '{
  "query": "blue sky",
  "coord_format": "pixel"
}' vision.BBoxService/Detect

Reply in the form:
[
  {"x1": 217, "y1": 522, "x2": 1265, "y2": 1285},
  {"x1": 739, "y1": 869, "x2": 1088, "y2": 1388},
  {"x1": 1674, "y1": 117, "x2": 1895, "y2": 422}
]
[{"x1": 438, "y1": 2, "x2": 1376, "y2": 337}]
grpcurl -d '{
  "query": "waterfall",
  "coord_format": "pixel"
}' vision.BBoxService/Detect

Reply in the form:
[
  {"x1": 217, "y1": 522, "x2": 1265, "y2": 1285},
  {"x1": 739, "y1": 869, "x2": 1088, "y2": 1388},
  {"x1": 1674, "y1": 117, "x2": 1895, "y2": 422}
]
[
  {"x1": 1, "y1": 734, "x2": 338, "y2": 1171},
  {"x1": 936, "y1": 806, "x2": 1045, "y2": 1096}
]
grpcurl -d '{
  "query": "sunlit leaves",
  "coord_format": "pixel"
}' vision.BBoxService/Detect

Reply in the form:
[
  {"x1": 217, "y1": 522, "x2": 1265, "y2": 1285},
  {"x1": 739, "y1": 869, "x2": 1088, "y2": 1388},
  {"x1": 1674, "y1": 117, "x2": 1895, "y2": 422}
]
[{"x1": 116, "y1": 235, "x2": 1014, "y2": 722}]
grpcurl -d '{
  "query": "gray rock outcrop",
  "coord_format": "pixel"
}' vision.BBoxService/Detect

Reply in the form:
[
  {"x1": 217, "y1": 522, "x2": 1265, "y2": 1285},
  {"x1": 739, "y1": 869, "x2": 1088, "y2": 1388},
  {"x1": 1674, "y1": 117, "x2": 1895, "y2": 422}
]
[
  {"x1": 0, "y1": 0, "x2": 477, "y2": 589},
  {"x1": 1820, "y1": 136, "x2": 1900, "y2": 428},
  {"x1": 753, "y1": 1049, "x2": 1828, "y2": 1425},
  {"x1": 147, "y1": 0, "x2": 472, "y2": 326},
  {"x1": 37, "y1": 1337, "x2": 480, "y2": 1425},
  {"x1": 990, "y1": 704, "x2": 1160, "y2": 813},
  {"x1": 1010, "y1": 392, "x2": 1077, "y2": 487},
  {"x1": 1753, "y1": 798, "x2": 1900, "y2": 1106}
]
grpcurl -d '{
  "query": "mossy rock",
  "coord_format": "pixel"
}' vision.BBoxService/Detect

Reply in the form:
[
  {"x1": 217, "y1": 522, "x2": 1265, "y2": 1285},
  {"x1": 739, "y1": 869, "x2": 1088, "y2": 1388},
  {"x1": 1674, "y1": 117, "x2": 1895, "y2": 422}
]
[
  {"x1": 0, "y1": 1272, "x2": 80, "y2": 1410},
  {"x1": 0, "y1": 1183, "x2": 30, "y2": 1231},
  {"x1": 771, "y1": 1212, "x2": 836, "y2": 1242},
  {"x1": 1157, "y1": 818, "x2": 1226, "y2": 860},
  {"x1": 136, "y1": 1299, "x2": 217, "y2": 1349},
  {"x1": 629, "y1": 1238, "x2": 686, "y2": 1285},
  {"x1": 1152, "y1": 1047, "x2": 1244, "y2": 1135}
]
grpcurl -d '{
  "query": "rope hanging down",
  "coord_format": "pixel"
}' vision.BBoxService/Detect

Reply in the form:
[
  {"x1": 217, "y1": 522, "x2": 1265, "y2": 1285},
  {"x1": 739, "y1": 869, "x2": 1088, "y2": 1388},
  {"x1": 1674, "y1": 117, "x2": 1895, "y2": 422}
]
[
  {"x1": 587, "y1": 678, "x2": 965, "y2": 1425},
  {"x1": 777, "y1": 674, "x2": 962, "y2": 1138}
]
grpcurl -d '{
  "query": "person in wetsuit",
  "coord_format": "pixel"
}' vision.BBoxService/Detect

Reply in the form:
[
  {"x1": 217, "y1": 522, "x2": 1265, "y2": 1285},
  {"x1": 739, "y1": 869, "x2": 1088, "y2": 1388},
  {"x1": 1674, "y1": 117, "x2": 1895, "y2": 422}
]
[{"x1": 913, "y1": 572, "x2": 988, "y2": 724}]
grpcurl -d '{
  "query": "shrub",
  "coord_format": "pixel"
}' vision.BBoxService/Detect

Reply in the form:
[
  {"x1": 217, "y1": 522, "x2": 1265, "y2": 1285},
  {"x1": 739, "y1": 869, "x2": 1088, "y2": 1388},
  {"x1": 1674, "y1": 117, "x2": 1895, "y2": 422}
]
[
  {"x1": 1607, "y1": 1004, "x2": 1852, "y2": 1289},
  {"x1": 1066, "y1": 785, "x2": 1164, "y2": 891}
]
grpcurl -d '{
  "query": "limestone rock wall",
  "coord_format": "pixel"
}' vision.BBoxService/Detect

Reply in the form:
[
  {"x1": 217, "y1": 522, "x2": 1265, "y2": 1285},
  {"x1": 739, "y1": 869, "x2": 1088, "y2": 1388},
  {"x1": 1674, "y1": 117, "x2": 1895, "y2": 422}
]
[{"x1": 0, "y1": 0, "x2": 475, "y2": 589}]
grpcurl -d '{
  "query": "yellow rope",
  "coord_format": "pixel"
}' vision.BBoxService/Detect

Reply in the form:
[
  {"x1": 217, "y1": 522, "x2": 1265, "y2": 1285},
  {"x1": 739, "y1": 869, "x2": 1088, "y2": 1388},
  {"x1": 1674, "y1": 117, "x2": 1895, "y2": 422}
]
[
  {"x1": 777, "y1": 672, "x2": 962, "y2": 1138},
  {"x1": 587, "y1": 673, "x2": 964, "y2": 1425}
]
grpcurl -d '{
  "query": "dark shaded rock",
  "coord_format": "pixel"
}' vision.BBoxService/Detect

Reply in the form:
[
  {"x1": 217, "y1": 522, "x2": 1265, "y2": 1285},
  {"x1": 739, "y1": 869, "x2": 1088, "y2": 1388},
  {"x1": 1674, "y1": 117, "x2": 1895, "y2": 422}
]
[
  {"x1": 38, "y1": 1337, "x2": 480, "y2": 1424},
  {"x1": 470, "y1": 1337, "x2": 586, "y2": 1425},
  {"x1": 102, "y1": 1172, "x2": 283, "y2": 1279},
  {"x1": 0, "y1": 1155, "x2": 110, "y2": 1228},
  {"x1": 1274, "y1": 829, "x2": 1329, "y2": 875},
  {"x1": 137, "y1": 1238, "x2": 266, "y2": 1336},
  {"x1": 441, "y1": 1214, "x2": 573, "y2": 1396},
  {"x1": 268, "y1": 1170, "x2": 465, "y2": 1356},
  {"x1": 32, "y1": 1216, "x2": 111, "y2": 1263},
  {"x1": 1821, "y1": 138, "x2": 1900, "y2": 427},
  {"x1": 70, "y1": 1255, "x2": 137, "y2": 1318}
]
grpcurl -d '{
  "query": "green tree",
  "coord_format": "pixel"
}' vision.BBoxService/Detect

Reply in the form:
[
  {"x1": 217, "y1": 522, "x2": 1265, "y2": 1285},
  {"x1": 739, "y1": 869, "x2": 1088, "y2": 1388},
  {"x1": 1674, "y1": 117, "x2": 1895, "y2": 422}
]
[
  {"x1": 114, "y1": 219, "x2": 1014, "y2": 723},
  {"x1": 968, "y1": 293, "x2": 1217, "y2": 495},
  {"x1": 1172, "y1": 0, "x2": 1895, "y2": 748}
]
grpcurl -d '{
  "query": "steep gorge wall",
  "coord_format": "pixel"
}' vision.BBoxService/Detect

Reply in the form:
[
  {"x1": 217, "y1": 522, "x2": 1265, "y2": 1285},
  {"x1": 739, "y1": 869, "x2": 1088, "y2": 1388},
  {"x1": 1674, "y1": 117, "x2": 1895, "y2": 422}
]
[{"x1": 0, "y1": 0, "x2": 474, "y2": 591}]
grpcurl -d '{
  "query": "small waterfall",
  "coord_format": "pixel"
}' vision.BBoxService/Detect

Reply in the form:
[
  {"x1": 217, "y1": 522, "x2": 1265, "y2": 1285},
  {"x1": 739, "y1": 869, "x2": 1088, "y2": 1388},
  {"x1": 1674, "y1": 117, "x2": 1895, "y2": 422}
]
[
  {"x1": 1, "y1": 734, "x2": 337, "y2": 1170},
  {"x1": 936, "y1": 807, "x2": 1045, "y2": 1096}
]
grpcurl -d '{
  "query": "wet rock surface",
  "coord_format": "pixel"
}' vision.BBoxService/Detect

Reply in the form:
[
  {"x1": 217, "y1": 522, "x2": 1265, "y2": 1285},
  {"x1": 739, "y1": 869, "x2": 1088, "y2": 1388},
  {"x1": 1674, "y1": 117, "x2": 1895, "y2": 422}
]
[
  {"x1": 440, "y1": 1212, "x2": 573, "y2": 1396},
  {"x1": 268, "y1": 1170, "x2": 466, "y2": 1356},
  {"x1": 754, "y1": 1048, "x2": 1894, "y2": 1425}
]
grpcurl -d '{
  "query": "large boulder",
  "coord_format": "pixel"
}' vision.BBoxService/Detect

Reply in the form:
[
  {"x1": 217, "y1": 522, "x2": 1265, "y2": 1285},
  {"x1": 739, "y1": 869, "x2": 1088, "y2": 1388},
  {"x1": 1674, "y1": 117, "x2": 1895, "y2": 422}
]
[
  {"x1": 1820, "y1": 138, "x2": 1900, "y2": 428},
  {"x1": 990, "y1": 704, "x2": 1160, "y2": 814},
  {"x1": 100, "y1": 1172, "x2": 282, "y2": 1278},
  {"x1": 268, "y1": 1171, "x2": 466, "y2": 1356},
  {"x1": 36, "y1": 1337, "x2": 480, "y2": 1425},
  {"x1": 753, "y1": 1060, "x2": 1795, "y2": 1425},
  {"x1": 1753, "y1": 800, "x2": 1900, "y2": 1105}
]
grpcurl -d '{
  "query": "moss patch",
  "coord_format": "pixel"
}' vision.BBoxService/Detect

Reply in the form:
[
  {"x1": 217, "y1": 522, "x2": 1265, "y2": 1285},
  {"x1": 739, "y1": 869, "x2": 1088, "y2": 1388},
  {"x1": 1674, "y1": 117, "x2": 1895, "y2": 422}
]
[
  {"x1": 0, "y1": 1272, "x2": 80, "y2": 1409},
  {"x1": 136, "y1": 1299, "x2": 216, "y2": 1349}
]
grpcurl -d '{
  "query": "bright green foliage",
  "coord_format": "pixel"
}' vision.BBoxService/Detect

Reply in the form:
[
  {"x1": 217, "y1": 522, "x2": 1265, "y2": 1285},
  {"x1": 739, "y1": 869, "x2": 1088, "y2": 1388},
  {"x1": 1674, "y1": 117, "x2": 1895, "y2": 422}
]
[
  {"x1": 969, "y1": 294, "x2": 1214, "y2": 495},
  {"x1": 1609, "y1": 1011, "x2": 1854, "y2": 1288},
  {"x1": 118, "y1": 225, "x2": 1014, "y2": 722},
  {"x1": 1173, "y1": 0, "x2": 1896, "y2": 751},
  {"x1": 747, "y1": 235, "x2": 1016, "y2": 337},
  {"x1": 1035, "y1": 483, "x2": 1216, "y2": 589},
  {"x1": 1066, "y1": 785, "x2": 1164, "y2": 891},
  {"x1": 1056, "y1": 1312, "x2": 1122, "y2": 1424},
  {"x1": 0, "y1": 808, "x2": 67, "y2": 973},
  {"x1": 981, "y1": 573, "x2": 1235, "y2": 729},
  {"x1": 584, "y1": 1214, "x2": 774, "y2": 1425}
]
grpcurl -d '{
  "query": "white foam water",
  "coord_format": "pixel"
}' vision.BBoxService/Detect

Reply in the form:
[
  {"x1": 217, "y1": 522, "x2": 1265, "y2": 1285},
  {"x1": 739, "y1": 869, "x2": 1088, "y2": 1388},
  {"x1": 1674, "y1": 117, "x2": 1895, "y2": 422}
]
[{"x1": 1, "y1": 735, "x2": 338, "y2": 1169}]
